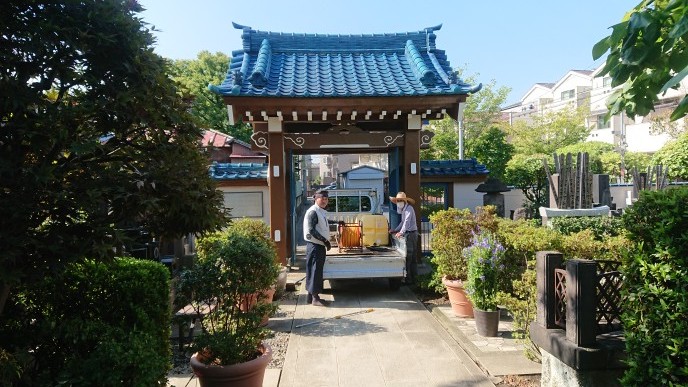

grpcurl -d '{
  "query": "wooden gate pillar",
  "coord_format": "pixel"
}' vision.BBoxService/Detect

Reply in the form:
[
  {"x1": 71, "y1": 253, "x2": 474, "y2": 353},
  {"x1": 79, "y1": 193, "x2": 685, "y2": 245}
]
[
  {"x1": 266, "y1": 118, "x2": 288, "y2": 265},
  {"x1": 404, "y1": 115, "x2": 422, "y2": 233}
]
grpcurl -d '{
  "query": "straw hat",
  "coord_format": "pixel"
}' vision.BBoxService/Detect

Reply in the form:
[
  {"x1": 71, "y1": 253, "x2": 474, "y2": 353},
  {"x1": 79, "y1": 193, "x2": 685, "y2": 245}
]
[{"x1": 389, "y1": 192, "x2": 415, "y2": 205}]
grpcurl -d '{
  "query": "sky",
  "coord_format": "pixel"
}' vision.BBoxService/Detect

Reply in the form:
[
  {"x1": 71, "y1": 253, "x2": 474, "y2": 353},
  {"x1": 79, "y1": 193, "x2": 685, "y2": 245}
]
[{"x1": 139, "y1": 0, "x2": 636, "y2": 106}]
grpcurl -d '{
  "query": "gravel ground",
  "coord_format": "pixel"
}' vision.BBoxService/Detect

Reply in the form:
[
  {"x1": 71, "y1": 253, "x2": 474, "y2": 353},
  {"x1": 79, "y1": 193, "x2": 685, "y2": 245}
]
[{"x1": 169, "y1": 289, "x2": 298, "y2": 374}]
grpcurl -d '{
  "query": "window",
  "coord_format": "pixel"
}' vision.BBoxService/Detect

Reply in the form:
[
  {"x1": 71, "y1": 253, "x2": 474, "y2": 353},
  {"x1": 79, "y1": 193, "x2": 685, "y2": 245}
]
[
  {"x1": 561, "y1": 89, "x2": 575, "y2": 100},
  {"x1": 325, "y1": 196, "x2": 372, "y2": 212},
  {"x1": 603, "y1": 77, "x2": 612, "y2": 87},
  {"x1": 223, "y1": 192, "x2": 263, "y2": 217},
  {"x1": 597, "y1": 114, "x2": 610, "y2": 129}
]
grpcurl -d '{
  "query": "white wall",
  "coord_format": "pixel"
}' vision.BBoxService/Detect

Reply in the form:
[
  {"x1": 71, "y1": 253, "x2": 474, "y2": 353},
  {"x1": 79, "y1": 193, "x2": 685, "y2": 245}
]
[
  {"x1": 218, "y1": 186, "x2": 270, "y2": 224},
  {"x1": 587, "y1": 128, "x2": 615, "y2": 144},
  {"x1": 625, "y1": 122, "x2": 673, "y2": 153},
  {"x1": 452, "y1": 183, "x2": 484, "y2": 212}
]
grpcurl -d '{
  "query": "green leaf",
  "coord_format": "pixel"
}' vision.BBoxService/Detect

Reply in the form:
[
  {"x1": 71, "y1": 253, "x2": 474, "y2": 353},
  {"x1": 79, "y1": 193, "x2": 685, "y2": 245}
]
[
  {"x1": 610, "y1": 21, "x2": 631, "y2": 44},
  {"x1": 660, "y1": 66, "x2": 688, "y2": 94},
  {"x1": 592, "y1": 37, "x2": 611, "y2": 60},
  {"x1": 629, "y1": 12, "x2": 652, "y2": 31},
  {"x1": 669, "y1": 95, "x2": 688, "y2": 121},
  {"x1": 669, "y1": 14, "x2": 688, "y2": 39},
  {"x1": 622, "y1": 46, "x2": 650, "y2": 66}
]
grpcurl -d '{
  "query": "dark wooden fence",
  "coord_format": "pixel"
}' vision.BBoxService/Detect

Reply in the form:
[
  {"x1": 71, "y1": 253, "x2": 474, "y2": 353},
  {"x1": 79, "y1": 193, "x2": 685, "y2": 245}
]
[{"x1": 536, "y1": 251, "x2": 624, "y2": 347}]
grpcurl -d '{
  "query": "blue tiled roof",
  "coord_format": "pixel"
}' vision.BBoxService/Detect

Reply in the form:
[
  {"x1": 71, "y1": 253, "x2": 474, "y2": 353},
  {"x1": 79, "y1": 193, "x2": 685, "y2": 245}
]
[
  {"x1": 420, "y1": 159, "x2": 489, "y2": 177},
  {"x1": 210, "y1": 23, "x2": 481, "y2": 98},
  {"x1": 209, "y1": 162, "x2": 268, "y2": 180}
]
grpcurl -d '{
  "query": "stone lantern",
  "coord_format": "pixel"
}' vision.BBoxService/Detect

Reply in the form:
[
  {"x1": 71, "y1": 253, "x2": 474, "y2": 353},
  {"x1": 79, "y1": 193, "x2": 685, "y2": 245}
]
[{"x1": 475, "y1": 177, "x2": 510, "y2": 218}]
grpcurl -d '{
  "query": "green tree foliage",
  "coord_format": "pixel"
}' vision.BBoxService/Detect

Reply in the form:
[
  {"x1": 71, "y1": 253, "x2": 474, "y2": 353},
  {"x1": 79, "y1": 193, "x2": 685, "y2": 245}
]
[
  {"x1": 504, "y1": 154, "x2": 551, "y2": 218},
  {"x1": 651, "y1": 130, "x2": 688, "y2": 179},
  {"x1": 556, "y1": 141, "x2": 615, "y2": 173},
  {"x1": 0, "y1": 1, "x2": 228, "y2": 315},
  {"x1": 421, "y1": 71, "x2": 511, "y2": 165},
  {"x1": 468, "y1": 127, "x2": 514, "y2": 181},
  {"x1": 461, "y1": 75, "x2": 512, "y2": 147},
  {"x1": 507, "y1": 107, "x2": 590, "y2": 155},
  {"x1": 593, "y1": 0, "x2": 688, "y2": 121},
  {"x1": 421, "y1": 117, "x2": 459, "y2": 160},
  {"x1": 169, "y1": 51, "x2": 252, "y2": 142},
  {"x1": 599, "y1": 150, "x2": 652, "y2": 180}
]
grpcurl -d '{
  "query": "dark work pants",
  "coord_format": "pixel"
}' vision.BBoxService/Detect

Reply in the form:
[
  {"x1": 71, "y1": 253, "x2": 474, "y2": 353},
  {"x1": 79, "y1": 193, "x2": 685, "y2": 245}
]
[
  {"x1": 305, "y1": 242, "x2": 326, "y2": 295},
  {"x1": 404, "y1": 231, "x2": 418, "y2": 281}
]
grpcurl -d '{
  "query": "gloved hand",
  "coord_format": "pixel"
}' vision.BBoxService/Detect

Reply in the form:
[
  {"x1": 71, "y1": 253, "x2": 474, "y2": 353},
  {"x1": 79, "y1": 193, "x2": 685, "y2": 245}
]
[{"x1": 324, "y1": 240, "x2": 331, "y2": 251}]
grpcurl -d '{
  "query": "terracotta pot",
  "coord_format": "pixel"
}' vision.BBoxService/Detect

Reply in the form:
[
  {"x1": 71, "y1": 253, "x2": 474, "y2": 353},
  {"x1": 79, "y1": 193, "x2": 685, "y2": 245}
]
[
  {"x1": 190, "y1": 343, "x2": 272, "y2": 387},
  {"x1": 442, "y1": 276, "x2": 474, "y2": 318},
  {"x1": 239, "y1": 287, "x2": 275, "y2": 326},
  {"x1": 473, "y1": 308, "x2": 500, "y2": 337},
  {"x1": 274, "y1": 266, "x2": 288, "y2": 299}
]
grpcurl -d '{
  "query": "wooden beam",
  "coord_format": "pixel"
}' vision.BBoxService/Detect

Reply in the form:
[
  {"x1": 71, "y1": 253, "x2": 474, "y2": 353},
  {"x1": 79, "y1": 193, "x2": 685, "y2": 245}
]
[{"x1": 223, "y1": 95, "x2": 467, "y2": 123}]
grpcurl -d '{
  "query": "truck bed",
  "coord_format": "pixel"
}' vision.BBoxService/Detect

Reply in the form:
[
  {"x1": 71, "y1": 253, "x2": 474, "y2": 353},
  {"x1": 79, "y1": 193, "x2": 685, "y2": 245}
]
[{"x1": 323, "y1": 239, "x2": 406, "y2": 281}]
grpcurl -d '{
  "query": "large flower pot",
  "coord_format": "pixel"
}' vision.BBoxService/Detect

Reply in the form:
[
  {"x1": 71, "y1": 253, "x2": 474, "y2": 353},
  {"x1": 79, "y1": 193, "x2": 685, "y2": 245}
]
[
  {"x1": 190, "y1": 344, "x2": 272, "y2": 387},
  {"x1": 239, "y1": 287, "x2": 276, "y2": 327},
  {"x1": 442, "y1": 276, "x2": 474, "y2": 318},
  {"x1": 473, "y1": 308, "x2": 500, "y2": 337},
  {"x1": 274, "y1": 265, "x2": 288, "y2": 299}
]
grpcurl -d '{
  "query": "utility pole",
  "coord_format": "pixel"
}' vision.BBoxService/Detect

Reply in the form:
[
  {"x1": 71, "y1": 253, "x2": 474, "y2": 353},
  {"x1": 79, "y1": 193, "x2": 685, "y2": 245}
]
[
  {"x1": 457, "y1": 102, "x2": 466, "y2": 160},
  {"x1": 618, "y1": 112, "x2": 627, "y2": 184}
]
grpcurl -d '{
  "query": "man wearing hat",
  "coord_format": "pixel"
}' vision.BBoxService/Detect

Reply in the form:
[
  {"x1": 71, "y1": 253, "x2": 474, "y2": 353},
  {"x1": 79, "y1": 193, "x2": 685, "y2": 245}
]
[
  {"x1": 389, "y1": 192, "x2": 418, "y2": 285},
  {"x1": 303, "y1": 189, "x2": 331, "y2": 306}
]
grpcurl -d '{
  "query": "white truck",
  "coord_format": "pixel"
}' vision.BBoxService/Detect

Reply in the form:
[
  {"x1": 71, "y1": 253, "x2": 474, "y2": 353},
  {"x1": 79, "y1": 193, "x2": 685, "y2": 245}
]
[{"x1": 319, "y1": 188, "x2": 407, "y2": 290}]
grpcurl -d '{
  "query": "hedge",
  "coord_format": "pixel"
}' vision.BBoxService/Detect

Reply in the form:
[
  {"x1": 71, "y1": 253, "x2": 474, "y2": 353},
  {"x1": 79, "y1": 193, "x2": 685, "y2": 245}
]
[{"x1": 2, "y1": 257, "x2": 171, "y2": 386}]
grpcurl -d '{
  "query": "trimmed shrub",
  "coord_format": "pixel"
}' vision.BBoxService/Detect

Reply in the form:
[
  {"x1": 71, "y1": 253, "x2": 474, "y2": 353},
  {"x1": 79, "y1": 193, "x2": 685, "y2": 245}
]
[
  {"x1": 495, "y1": 219, "x2": 562, "y2": 362},
  {"x1": 3, "y1": 258, "x2": 170, "y2": 386},
  {"x1": 621, "y1": 188, "x2": 688, "y2": 386},
  {"x1": 177, "y1": 219, "x2": 280, "y2": 366},
  {"x1": 559, "y1": 230, "x2": 631, "y2": 262},
  {"x1": 429, "y1": 206, "x2": 498, "y2": 292},
  {"x1": 550, "y1": 216, "x2": 623, "y2": 240}
]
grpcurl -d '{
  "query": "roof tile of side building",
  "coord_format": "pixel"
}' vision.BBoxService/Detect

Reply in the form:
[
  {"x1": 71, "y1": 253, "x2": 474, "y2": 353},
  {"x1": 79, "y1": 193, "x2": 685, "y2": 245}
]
[
  {"x1": 420, "y1": 159, "x2": 489, "y2": 176},
  {"x1": 209, "y1": 162, "x2": 268, "y2": 180},
  {"x1": 210, "y1": 23, "x2": 481, "y2": 98}
]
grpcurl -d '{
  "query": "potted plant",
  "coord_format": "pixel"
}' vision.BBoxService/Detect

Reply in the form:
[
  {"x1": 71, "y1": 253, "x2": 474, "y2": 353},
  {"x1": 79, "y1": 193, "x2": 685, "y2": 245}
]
[
  {"x1": 176, "y1": 219, "x2": 280, "y2": 386},
  {"x1": 429, "y1": 206, "x2": 498, "y2": 317},
  {"x1": 463, "y1": 230, "x2": 505, "y2": 337}
]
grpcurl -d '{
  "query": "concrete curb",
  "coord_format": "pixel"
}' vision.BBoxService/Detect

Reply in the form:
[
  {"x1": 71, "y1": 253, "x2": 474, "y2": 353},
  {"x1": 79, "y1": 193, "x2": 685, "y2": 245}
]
[
  {"x1": 429, "y1": 305, "x2": 486, "y2": 370},
  {"x1": 428, "y1": 304, "x2": 542, "y2": 377}
]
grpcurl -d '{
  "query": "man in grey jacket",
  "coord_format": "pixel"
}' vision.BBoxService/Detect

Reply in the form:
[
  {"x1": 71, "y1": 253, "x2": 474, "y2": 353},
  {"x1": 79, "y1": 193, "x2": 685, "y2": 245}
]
[
  {"x1": 389, "y1": 192, "x2": 418, "y2": 285},
  {"x1": 303, "y1": 189, "x2": 331, "y2": 306}
]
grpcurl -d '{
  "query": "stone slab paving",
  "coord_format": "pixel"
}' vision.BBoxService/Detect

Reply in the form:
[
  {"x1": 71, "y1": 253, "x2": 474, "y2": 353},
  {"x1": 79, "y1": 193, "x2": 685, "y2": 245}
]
[
  {"x1": 431, "y1": 304, "x2": 542, "y2": 377},
  {"x1": 167, "y1": 369, "x2": 280, "y2": 387},
  {"x1": 279, "y1": 278, "x2": 494, "y2": 387}
]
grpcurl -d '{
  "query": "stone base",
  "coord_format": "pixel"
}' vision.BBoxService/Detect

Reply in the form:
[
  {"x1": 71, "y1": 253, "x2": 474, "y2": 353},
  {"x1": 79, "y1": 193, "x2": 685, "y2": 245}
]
[{"x1": 541, "y1": 350, "x2": 624, "y2": 387}]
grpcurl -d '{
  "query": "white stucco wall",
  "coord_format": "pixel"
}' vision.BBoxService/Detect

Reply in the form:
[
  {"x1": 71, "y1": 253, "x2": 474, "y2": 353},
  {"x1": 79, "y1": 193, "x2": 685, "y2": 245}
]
[
  {"x1": 217, "y1": 186, "x2": 270, "y2": 224},
  {"x1": 625, "y1": 122, "x2": 673, "y2": 153},
  {"x1": 452, "y1": 183, "x2": 485, "y2": 212}
]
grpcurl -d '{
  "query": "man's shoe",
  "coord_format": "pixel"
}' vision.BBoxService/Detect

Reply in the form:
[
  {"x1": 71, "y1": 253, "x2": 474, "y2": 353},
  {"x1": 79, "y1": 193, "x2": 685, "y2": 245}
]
[
  {"x1": 312, "y1": 298, "x2": 326, "y2": 307},
  {"x1": 307, "y1": 294, "x2": 313, "y2": 303}
]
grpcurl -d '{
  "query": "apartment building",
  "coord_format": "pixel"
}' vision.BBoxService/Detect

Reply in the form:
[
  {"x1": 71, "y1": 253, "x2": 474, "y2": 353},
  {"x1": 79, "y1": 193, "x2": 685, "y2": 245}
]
[{"x1": 502, "y1": 66, "x2": 687, "y2": 154}]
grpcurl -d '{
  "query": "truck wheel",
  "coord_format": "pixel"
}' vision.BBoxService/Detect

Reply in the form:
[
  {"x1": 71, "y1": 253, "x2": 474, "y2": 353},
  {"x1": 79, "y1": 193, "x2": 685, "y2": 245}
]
[{"x1": 388, "y1": 278, "x2": 402, "y2": 291}]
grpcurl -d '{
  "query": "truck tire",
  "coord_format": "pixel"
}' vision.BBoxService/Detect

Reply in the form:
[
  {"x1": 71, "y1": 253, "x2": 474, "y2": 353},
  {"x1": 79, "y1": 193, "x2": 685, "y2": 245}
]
[{"x1": 388, "y1": 278, "x2": 402, "y2": 291}]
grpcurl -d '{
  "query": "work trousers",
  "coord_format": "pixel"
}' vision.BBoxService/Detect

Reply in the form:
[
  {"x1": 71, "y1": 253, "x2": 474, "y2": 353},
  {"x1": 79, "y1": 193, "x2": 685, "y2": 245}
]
[
  {"x1": 305, "y1": 242, "x2": 326, "y2": 295},
  {"x1": 404, "y1": 230, "x2": 418, "y2": 282}
]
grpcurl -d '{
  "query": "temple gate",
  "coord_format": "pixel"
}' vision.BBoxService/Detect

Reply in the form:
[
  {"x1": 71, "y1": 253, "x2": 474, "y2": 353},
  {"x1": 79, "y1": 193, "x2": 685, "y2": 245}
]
[{"x1": 211, "y1": 23, "x2": 480, "y2": 264}]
